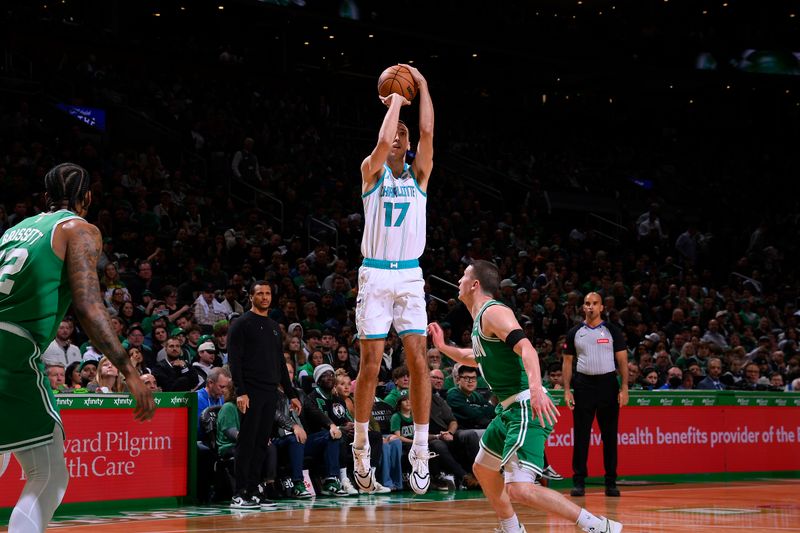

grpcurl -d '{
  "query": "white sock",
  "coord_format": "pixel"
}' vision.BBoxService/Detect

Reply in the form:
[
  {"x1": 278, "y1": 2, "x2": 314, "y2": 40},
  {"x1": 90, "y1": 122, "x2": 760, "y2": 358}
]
[
  {"x1": 500, "y1": 514, "x2": 523, "y2": 533},
  {"x1": 340, "y1": 468, "x2": 349, "y2": 481},
  {"x1": 412, "y1": 423, "x2": 429, "y2": 448},
  {"x1": 576, "y1": 509, "x2": 604, "y2": 532},
  {"x1": 354, "y1": 421, "x2": 369, "y2": 448}
]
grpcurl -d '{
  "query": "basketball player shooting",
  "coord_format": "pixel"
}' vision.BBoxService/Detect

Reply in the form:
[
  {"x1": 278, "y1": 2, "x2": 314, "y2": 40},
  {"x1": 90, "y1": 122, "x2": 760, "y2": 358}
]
[{"x1": 352, "y1": 64, "x2": 435, "y2": 494}]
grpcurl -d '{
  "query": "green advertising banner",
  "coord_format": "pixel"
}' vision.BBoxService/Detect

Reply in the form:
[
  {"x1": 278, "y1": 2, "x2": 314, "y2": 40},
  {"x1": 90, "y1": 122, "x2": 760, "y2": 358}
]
[{"x1": 54, "y1": 393, "x2": 190, "y2": 410}]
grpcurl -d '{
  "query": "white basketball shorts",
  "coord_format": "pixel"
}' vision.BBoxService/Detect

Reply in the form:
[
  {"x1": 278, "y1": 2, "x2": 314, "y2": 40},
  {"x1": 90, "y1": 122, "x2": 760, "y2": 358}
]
[{"x1": 356, "y1": 262, "x2": 427, "y2": 339}]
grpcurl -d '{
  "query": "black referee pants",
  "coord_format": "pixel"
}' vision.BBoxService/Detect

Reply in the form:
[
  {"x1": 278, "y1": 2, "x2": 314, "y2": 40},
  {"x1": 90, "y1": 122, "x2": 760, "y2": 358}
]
[
  {"x1": 571, "y1": 372, "x2": 619, "y2": 487},
  {"x1": 235, "y1": 389, "x2": 278, "y2": 495}
]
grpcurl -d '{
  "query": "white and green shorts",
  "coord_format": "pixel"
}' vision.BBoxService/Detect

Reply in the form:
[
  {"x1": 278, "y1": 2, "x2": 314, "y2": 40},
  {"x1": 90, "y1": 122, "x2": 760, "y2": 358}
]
[
  {"x1": 479, "y1": 397, "x2": 553, "y2": 477},
  {"x1": 0, "y1": 322, "x2": 63, "y2": 453}
]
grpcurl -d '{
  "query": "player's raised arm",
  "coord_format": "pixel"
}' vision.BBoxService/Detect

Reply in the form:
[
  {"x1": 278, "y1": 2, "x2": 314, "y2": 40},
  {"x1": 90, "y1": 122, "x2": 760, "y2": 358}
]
[
  {"x1": 400, "y1": 64, "x2": 434, "y2": 189},
  {"x1": 428, "y1": 322, "x2": 476, "y2": 366},
  {"x1": 63, "y1": 220, "x2": 155, "y2": 421},
  {"x1": 361, "y1": 92, "x2": 409, "y2": 193}
]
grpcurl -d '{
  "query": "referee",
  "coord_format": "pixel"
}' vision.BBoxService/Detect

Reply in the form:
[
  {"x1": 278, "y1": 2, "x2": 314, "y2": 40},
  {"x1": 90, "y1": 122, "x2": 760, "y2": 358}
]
[
  {"x1": 228, "y1": 281, "x2": 301, "y2": 508},
  {"x1": 562, "y1": 292, "x2": 628, "y2": 497}
]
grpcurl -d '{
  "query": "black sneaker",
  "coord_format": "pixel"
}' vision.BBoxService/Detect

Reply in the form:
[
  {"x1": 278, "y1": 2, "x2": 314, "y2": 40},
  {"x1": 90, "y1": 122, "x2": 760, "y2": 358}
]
[
  {"x1": 230, "y1": 492, "x2": 259, "y2": 509},
  {"x1": 431, "y1": 474, "x2": 451, "y2": 491},
  {"x1": 256, "y1": 481, "x2": 277, "y2": 500},
  {"x1": 605, "y1": 485, "x2": 621, "y2": 497},
  {"x1": 254, "y1": 492, "x2": 277, "y2": 508},
  {"x1": 541, "y1": 465, "x2": 564, "y2": 481},
  {"x1": 570, "y1": 486, "x2": 585, "y2": 497}
]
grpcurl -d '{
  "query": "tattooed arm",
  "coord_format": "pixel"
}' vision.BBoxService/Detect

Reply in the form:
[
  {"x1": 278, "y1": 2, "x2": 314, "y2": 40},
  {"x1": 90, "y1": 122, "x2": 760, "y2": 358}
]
[
  {"x1": 65, "y1": 222, "x2": 129, "y2": 369},
  {"x1": 62, "y1": 220, "x2": 156, "y2": 421}
]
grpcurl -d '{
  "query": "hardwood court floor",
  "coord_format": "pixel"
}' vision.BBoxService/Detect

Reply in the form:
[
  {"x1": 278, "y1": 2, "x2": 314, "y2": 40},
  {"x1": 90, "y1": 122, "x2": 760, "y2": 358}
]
[{"x1": 6, "y1": 480, "x2": 800, "y2": 532}]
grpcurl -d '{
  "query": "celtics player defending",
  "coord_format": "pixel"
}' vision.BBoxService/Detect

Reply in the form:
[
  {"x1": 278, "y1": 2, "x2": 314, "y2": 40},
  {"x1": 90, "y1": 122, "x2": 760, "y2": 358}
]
[
  {"x1": 353, "y1": 64, "x2": 434, "y2": 494},
  {"x1": 0, "y1": 163, "x2": 156, "y2": 533},
  {"x1": 428, "y1": 261, "x2": 622, "y2": 533}
]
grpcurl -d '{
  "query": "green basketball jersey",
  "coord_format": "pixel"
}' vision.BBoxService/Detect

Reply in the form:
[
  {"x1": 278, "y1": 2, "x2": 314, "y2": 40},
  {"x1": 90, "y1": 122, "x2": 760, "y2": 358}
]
[
  {"x1": 0, "y1": 210, "x2": 84, "y2": 351},
  {"x1": 471, "y1": 299, "x2": 528, "y2": 400}
]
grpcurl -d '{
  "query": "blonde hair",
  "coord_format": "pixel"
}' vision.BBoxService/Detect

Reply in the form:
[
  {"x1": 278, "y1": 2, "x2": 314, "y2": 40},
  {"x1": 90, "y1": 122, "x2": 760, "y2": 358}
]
[{"x1": 91, "y1": 356, "x2": 126, "y2": 393}]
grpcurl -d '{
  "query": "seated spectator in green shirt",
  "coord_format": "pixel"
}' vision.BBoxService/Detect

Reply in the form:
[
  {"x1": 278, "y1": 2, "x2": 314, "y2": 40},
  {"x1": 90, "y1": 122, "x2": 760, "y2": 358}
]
[
  {"x1": 297, "y1": 349, "x2": 325, "y2": 390},
  {"x1": 216, "y1": 385, "x2": 240, "y2": 457},
  {"x1": 140, "y1": 305, "x2": 171, "y2": 336},
  {"x1": 443, "y1": 362, "x2": 489, "y2": 391},
  {"x1": 390, "y1": 396, "x2": 415, "y2": 443},
  {"x1": 445, "y1": 365, "x2": 494, "y2": 430},
  {"x1": 382, "y1": 365, "x2": 409, "y2": 409},
  {"x1": 301, "y1": 303, "x2": 325, "y2": 334}
]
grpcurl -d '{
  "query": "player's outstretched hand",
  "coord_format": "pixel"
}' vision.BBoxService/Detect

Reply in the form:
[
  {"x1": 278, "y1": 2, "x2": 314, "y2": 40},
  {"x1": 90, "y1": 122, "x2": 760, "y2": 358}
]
[
  {"x1": 530, "y1": 386, "x2": 559, "y2": 428},
  {"x1": 427, "y1": 322, "x2": 445, "y2": 349},
  {"x1": 380, "y1": 93, "x2": 410, "y2": 108},
  {"x1": 397, "y1": 63, "x2": 427, "y2": 87},
  {"x1": 127, "y1": 375, "x2": 156, "y2": 422}
]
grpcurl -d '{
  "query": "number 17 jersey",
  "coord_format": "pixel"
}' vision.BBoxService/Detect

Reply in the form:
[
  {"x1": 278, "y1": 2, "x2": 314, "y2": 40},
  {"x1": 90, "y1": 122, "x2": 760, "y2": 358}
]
[
  {"x1": 0, "y1": 210, "x2": 82, "y2": 351},
  {"x1": 361, "y1": 163, "x2": 427, "y2": 262}
]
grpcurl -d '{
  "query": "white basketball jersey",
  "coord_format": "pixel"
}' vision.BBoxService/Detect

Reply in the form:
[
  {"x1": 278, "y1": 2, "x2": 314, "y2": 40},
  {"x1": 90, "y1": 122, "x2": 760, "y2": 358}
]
[{"x1": 361, "y1": 162, "x2": 427, "y2": 261}]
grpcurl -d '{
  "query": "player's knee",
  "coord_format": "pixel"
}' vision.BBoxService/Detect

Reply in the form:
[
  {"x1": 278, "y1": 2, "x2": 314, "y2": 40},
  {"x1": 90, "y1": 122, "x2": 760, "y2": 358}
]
[
  {"x1": 401, "y1": 334, "x2": 426, "y2": 356},
  {"x1": 18, "y1": 449, "x2": 69, "y2": 521},
  {"x1": 406, "y1": 357, "x2": 429, "y2": 377},
  {"x1": 53, "y1": 458, "x2": 69, "y2": 500},
  {"x1": 359, "y1": 339, "x2": 386, "y2": 359},
  {"x1": 358, "y1": 355, "x2": 382, "y2": 374},
  {"x1": 506, "y1": 483, "x2": 527, "y2": 503},
  {"x1": 361, "y1": 361, "x2": 381, "y2": 379}
]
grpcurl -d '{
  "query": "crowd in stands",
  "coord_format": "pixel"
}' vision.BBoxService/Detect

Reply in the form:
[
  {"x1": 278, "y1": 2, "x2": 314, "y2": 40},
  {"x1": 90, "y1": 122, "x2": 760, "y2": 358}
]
[{"x1": 3, "y1": 1, "x2": 800, "y2": 501}]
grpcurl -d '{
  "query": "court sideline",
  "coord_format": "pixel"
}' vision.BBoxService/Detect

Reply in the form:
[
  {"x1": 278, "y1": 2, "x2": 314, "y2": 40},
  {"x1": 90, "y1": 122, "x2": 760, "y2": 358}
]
[{"x1": 5, "y1": 480, "x2": 797, "y2": 533}]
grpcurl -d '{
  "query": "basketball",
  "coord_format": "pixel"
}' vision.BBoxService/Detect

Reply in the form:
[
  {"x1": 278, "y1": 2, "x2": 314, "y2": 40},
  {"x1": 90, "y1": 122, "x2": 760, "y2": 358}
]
[{"x1": 377, "y1": 65, "x2": 417, "y2": 101}]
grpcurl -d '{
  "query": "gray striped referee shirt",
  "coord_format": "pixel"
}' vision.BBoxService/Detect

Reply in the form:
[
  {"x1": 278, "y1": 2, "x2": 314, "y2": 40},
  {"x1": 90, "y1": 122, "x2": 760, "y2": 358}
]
[{"x1": 564, "y1": 321, "x2": 626, "y2": 375}]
